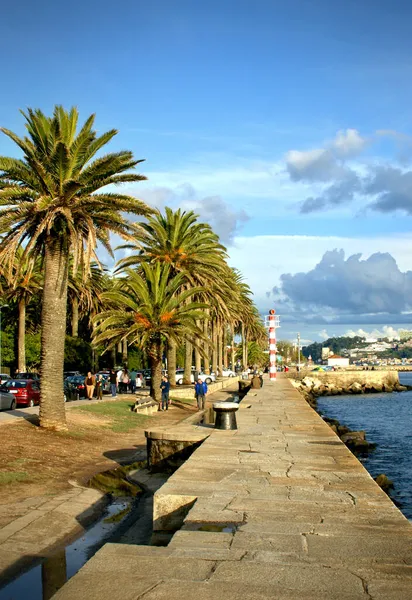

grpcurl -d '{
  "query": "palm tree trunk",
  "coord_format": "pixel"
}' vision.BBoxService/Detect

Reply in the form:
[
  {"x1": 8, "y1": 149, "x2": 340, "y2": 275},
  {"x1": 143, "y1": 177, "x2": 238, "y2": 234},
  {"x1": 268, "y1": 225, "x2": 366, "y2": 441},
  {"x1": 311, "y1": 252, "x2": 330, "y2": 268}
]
[
  {"x1": 183, "y1": 341, "x2": 192, "y2": 385},
  {"x1": 112, "y1": 346, "x2": 116, "y2": 367},
  {"x1": 217, "y1": 322, "x2": 222, "y2": 375},
  {"x1": 39, "y1": 242, "x2": 69, "y2": 431},
  {"x1": 212, "y1": 319, "x2": 218, "y2": 374},
  {"x1": 194, "y1": 319, "x2": 202, "y2": 374},
  {"x1": 18, "y1": 299, "x2": 26, "y2": 372},
  {"x1": 122, "y1": 338, "x2": 128, "y2": 366},
  {"x1": 149, "y1": 338, "x2": 162, "y2": 403},
  {"x1": 223, "y1": 325, "x2": 228, "y2": 368},
  {"x1": 241, "y1": 322, "x2": 247, "y2": 368},
  {"x1": 203, "y1": 315, "x2": 210, "y2": 374},
  {"x1": 231, "y1": 323, "x2": 235, "y2": 370},
  {"x1": 167, "y1": 339, "x2": 177, "y2": 387},
  {"x1": 71, "y1": 297, "x2": 79, "y2": 337}
]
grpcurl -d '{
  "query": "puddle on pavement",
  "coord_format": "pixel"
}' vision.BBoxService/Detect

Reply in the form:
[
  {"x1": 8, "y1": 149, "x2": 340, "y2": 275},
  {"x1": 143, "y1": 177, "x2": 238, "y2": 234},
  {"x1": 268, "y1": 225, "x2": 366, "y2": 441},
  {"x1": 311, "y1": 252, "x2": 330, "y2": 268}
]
[
  {"x1": 0, "y1": 498, "x2": 131, "y2": 600},
  {"x1": 197, "y1": 524, "x2": 237, "y2": 533}
]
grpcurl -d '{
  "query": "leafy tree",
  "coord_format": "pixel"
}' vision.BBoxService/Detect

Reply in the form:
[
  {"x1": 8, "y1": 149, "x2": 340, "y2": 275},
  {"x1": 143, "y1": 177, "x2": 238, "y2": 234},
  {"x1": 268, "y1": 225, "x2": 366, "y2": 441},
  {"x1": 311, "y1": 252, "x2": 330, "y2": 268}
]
[
  {"x1": 64, "y1": 336, "x2": 93, "y2": 372},
  {"x1": 93, "y1": 263, "x2": 207, "y2": 402},
  {"x1": 0, "y1": 106, "x2": 150, "y2": 430}
]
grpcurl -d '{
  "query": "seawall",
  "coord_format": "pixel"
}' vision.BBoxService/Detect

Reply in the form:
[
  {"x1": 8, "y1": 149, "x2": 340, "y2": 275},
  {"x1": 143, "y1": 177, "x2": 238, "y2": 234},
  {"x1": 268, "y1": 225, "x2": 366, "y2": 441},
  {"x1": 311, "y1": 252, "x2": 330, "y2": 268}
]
[
  {"x1": 283, "y1": 369, "x2": 399, "y2": 387},
  {"x1": 54, "y1": 375, "x2": 412, "y2": 599}
]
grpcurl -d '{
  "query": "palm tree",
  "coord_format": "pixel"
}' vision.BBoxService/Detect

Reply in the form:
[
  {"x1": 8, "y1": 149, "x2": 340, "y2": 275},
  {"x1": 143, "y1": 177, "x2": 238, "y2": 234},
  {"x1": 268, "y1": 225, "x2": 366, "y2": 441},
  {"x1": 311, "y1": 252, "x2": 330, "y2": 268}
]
[
  {"x1": 116, "y1": 208, "x2": 228, "y2": 384},
  {"x1": 0, "y1": 106, "x2": 150, "y2": 430},
  {"x1": 93, "y1": 263, "x2": 207, "y2": 402},
  {"x1": 68, "y1": 260, "x2": 107, "y2": 338},
  {"x1": 0, "y1": 247, "x2": 43, "y2": 371}
]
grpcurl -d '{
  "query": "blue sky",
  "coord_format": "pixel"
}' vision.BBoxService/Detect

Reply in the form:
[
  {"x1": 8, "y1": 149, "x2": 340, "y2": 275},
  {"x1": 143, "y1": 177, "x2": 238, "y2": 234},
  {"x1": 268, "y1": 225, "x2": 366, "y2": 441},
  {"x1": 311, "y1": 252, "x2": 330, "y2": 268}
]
[{"x1": 2, "y1": 0, "x2": 412, "y2": 342}]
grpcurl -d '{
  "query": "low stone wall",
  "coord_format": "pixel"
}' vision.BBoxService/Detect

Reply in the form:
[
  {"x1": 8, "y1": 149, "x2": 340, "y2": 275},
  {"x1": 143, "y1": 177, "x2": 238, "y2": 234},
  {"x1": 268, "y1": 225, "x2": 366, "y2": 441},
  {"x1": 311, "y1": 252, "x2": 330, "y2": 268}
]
[{"x1": 168, "y1": 376, "x2": 239, "y2": 399}]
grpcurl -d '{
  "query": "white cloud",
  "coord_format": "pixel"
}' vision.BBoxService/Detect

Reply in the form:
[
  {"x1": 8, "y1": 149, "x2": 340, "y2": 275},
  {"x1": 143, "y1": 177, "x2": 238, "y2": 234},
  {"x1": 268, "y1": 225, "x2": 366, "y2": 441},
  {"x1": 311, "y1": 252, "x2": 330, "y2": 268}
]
[{"x1": 341, "y1": 326, "x2": 401, "y2": 340}]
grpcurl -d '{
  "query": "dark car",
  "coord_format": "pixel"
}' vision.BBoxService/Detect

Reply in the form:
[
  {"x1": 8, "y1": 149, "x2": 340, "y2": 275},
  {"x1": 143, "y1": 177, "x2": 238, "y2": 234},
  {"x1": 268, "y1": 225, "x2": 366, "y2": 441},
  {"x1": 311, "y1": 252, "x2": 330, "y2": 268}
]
[
  {"x1": 64, "y1": 375, "x2": 87, "y2": 400},
  {"x1": 2, "y1": 379, "x2": 40, "y2": 407},
  {"x1": 15, "y1": 372, "x2": 39, "y2": 380},
  {"x1": 64, "y1": 370, "x2": 81, "y2": 379}
]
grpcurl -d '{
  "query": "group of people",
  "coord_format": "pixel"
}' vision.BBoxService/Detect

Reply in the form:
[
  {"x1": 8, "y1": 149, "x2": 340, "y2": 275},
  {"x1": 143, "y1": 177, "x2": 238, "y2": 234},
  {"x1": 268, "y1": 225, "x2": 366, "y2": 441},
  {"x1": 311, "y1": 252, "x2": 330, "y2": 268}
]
[
  {"x1": 109, "y1": 368, "x2": 145, "y2": 397},
  {"x1": 159, "y1": 375, "x2": 208, "y2": 411}
]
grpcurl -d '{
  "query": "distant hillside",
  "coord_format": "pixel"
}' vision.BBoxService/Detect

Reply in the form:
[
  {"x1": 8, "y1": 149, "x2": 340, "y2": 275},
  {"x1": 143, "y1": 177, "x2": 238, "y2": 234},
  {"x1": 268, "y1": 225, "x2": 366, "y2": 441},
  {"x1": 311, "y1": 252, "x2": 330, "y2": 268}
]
[{"x1": 302, "y1": 336, "x2": 366, "y2": 362}]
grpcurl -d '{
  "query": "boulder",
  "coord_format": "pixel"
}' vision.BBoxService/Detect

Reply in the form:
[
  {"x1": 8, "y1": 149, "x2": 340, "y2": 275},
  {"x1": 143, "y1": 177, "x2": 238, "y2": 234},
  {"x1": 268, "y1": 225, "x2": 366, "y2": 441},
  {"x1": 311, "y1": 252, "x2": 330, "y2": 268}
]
[
  {"x1": 348, "y1": 382, "x2": 363, "y2": 394},
  {"x1": 395, "y1": 384, "x2": 408, "y2": 392},
  {"x1": 374, "y1": 473, "x2": 394, "y2": 493},
  {"x1": 341, "y1": 431, "x2": 366, "y2": 443},
  {"x1": 301, "y1": 377, "x2": 314, "y2": 389},
  {"x1": 337, "y1": 425, "x2": 350, "y2": 436}
]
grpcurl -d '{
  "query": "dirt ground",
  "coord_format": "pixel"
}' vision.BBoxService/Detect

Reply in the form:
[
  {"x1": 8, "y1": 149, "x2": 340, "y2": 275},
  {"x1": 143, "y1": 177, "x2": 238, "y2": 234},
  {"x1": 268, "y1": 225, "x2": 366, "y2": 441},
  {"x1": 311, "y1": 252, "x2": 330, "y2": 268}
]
[{"x1": 0, "y1": 399, "x2": 197, "y2": 525}]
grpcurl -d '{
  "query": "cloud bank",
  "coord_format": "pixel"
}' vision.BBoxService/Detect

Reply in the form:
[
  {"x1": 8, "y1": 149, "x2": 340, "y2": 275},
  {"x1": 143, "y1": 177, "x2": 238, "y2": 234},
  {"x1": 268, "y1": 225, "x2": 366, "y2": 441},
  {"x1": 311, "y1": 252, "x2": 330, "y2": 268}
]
[{"x1": 273, "y1": 249, "x2": 412, "y2": 316}]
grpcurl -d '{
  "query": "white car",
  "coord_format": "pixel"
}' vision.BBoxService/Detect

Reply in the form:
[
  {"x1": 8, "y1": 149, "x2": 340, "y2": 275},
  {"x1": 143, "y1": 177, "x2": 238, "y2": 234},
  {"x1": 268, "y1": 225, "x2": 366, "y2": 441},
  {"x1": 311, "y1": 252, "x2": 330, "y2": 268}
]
[
  {"x1": 175, "y1": 370, "x2": 216, "y2": 385},
  {"x1": 221, "y1": 368, "x2": 236, "y2": 377}
]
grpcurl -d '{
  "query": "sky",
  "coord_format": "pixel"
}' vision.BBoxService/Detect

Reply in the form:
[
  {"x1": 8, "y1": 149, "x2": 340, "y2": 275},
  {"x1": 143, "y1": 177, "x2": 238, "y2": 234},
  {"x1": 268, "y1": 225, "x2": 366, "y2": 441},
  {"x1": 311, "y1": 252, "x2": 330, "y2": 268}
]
[{"x1": 2, "y1": 0, "x2": 412, "y2": 343}]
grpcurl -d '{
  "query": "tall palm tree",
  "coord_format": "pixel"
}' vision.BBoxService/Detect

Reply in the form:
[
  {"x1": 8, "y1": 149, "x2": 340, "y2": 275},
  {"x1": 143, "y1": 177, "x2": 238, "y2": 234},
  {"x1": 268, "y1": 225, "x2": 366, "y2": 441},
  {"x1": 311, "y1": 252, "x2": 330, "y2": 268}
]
[
  {"x1": 0, "y1": 106, "x2": 150, "y2": 430},
  {"x1": 68, "y1": 260, "x2": 107, "y2": 338},
  {"x1": 0, "y1": 247, "x2": 43, "y2": 371},
  {"x1": 93, "y1": 263, "x2": 207, "y2": 402},
  {"x1": 116, "y1": 207, "x2": 228, "y2": 384}
]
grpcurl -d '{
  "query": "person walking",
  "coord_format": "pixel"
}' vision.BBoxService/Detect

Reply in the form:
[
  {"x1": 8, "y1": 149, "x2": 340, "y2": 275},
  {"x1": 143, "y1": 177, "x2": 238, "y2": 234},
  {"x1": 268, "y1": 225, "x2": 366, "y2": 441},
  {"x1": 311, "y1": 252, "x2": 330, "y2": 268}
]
[
  {"x1": 160, "y1": 376, "x2": 170, "y2": 411},
  {"x1": 95, "y1": 373, "x2": 104, "y2": 400},
  {"x1": 122, "y1": 369, "x2": 130, "y2": 393},
  {"x1": 116, "y1": 368, "x2": 123, "y2": 392},
  {"x1": 136, "y1": 373, "x2": 143, "y2": 391},
  {"x1": 85, "y1": 371, "x2": 96, "y2": 400},
  {"x1": 194, "y1": 378, "x2": 208, "y2": 410},
  {"x1": 129, "y1": 369, "x2": 137, "y2": 394},
  {"x1": 109, "y1": 369, "x2": 117, "y2": 397}
]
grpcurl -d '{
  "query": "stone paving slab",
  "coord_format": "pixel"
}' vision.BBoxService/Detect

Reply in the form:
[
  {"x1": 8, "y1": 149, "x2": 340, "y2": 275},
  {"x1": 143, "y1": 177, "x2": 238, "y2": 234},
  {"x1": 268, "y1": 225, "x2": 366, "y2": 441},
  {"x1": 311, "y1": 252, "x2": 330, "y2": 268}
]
[{"x1": 54, "y1": 376, "x2": 412, "y2": 599}]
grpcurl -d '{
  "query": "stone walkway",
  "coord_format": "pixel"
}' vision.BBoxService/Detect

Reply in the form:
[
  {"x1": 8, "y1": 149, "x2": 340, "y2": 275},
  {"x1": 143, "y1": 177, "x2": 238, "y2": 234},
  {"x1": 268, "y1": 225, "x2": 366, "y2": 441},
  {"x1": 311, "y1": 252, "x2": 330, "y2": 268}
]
[{"x1": 54, "y1": 376, "x2": 412, "y2": 599}]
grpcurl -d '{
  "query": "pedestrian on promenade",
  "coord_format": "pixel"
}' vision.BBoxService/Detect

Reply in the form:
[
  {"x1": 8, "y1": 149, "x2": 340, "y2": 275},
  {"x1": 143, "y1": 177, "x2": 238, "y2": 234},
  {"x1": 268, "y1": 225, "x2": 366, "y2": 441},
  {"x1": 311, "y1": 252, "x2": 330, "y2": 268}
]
[
  {"x1": 109, "y1": 369, "x2": 117, "y2": 397},
  {"x1": 116, "y1": 368, "x2": 123, "y2": 392},
  {"x1": 160, "y1": 375, "x2": 170, "y2": 411},
  {"x1": 122, "y1": 369, "x2": 130, "y2": 393},
  {"x1": 129, "y1": 369, "x2": 137, "y2": 394},
  {"x1": 85, "y1": 371, "x2": 96, "y2": 400},
  {"x1": 95, "y1": 374, "x2": 104, "y2": 400},
  {"x1": 195, "y1": 378, "x2": 208, "y2": 410},
  {"x1": 136, "y1": 373, "x2": 143, "y2": 390}
]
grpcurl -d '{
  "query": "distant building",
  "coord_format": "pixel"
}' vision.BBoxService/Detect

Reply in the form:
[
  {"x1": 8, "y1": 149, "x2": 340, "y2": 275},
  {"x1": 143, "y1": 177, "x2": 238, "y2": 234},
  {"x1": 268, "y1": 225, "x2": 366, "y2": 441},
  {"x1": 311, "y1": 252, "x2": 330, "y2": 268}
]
[
  {"x1": 327, "y1": 355, "x2": 350, "y2": 367},
  {"x1": 321, "y1": 347, "x2": 330, "y2": 360},
  {"x1": 399, "y1": 330, "x2": 412, "y2": 341}
]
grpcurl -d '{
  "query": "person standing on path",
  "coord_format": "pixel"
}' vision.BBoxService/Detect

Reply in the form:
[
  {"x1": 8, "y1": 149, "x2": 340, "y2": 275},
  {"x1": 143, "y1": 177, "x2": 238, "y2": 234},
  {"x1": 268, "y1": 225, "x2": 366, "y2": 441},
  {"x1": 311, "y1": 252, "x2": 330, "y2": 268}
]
[
  {"x1": 95, "y1": 374, "x2": 104, "y2": 400},
  {"x1": 85, "y1": 371, "x2": 96, "y2": 400},
  {"x1": 251, "y1": 374, "x2": 261, "y2": 389},
  {"x1": 160, "y1": 376, "x2": 170, "y2": 411},
  {"x1": 109, "y1": 369, "x2": 117, "y2": 397},
  {"x1": 129, "y1": 369, "x2": 137, "y2": 394},
  {"x1": 195, "y1": 378, "x2": 208, "y2": 410}
]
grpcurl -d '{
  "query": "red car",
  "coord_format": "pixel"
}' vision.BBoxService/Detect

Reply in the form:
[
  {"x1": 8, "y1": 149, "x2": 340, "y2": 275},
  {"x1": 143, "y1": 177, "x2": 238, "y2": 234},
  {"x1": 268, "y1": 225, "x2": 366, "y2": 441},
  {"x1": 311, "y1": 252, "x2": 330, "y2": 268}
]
[{"x1": 3, "y1": 379, "x2": 40, "y2": 407}]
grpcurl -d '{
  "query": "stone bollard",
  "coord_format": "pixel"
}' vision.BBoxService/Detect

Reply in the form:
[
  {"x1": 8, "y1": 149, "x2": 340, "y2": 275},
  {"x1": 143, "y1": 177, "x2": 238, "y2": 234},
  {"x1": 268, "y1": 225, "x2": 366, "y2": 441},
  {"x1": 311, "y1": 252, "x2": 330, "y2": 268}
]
[{"x1": 213, "y1": 402, "x2": 239, "y2": 430}]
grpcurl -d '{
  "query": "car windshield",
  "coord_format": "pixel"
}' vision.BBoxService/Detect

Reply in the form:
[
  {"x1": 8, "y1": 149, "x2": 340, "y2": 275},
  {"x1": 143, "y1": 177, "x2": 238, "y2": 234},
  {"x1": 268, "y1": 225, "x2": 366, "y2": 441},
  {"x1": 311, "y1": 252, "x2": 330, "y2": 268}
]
[{"x1": 4, "y1": 381, "x2": 27, "y2": 388}]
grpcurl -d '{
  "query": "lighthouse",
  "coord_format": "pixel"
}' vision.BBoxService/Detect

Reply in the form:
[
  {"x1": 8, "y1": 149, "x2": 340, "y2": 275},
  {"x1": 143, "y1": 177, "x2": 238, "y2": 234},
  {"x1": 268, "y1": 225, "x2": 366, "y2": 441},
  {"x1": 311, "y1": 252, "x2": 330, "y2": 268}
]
[{"x1": 265, "y1": 309, "x2": 280, "y2": 381}]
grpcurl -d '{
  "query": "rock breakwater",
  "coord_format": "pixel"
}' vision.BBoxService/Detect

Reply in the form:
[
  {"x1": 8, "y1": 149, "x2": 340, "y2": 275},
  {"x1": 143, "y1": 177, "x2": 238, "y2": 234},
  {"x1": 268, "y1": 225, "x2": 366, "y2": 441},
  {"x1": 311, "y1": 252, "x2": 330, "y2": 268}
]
[{"x1": 290, "y1": 376, "x2": 408, "y2": 409}]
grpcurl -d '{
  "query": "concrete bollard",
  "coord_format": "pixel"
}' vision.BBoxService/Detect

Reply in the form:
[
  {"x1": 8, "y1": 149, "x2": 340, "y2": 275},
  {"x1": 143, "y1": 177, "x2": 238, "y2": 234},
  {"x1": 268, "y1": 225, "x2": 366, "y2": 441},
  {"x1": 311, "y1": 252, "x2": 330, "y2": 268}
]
[{"x1": 213, "y1": 402, "x2": 239, "y2": 430}]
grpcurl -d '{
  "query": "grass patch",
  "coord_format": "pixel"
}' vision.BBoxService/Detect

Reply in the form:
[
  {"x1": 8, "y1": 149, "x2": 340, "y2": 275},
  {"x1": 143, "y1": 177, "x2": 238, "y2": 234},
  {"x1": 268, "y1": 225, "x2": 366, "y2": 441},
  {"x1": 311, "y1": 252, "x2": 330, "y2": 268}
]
[
  {"x1": 72, "y1": 400, "x2": 149, "y2": 432},
  {"x1": 0, "y1": 471, "x2": 29, "y2": 484}
]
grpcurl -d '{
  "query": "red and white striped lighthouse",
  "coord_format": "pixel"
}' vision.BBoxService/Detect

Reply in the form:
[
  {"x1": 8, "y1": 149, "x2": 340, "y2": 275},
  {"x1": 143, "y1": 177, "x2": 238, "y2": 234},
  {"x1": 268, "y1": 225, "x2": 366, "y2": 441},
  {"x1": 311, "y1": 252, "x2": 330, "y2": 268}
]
[{"x1": 265, "y1": 309, "x2": 280, "y2": 381}]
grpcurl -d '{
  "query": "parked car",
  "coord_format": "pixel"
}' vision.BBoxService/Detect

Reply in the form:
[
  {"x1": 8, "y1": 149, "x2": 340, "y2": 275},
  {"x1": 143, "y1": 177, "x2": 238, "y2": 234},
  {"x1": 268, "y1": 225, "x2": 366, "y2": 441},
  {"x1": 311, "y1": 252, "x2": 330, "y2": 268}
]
[
  {"x1": 175, "y1": 369, "x2": 215, "y2": 385},
  {"x1": 0, "y1": 385, "x2": 17, "y2": 411},
  {"x1": 64, "y1": 375, "x2": 87, "y2": 400},
  {"x1": 15, "y1": 372, "x2": 39, "y2": 380},
  {"x1": 221, "y1": 368, "x2": 236, "y2": 377},
  {"x1": 0, "y1": 373, "x2": 11, "y2": 385},
  {"x1": 64, "y1": 370, "x2": 81, "y2": 379},
  {"x1": 2, "y1": 379, "x2": 40, "y2": 407}
]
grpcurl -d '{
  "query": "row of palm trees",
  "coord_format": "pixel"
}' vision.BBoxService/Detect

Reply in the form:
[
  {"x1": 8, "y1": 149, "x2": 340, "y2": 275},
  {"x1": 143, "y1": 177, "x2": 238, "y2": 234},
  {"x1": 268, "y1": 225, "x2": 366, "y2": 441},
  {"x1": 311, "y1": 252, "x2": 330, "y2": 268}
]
[{"x1": 0, "y1": 106, "x2": 266, "y2": 431}]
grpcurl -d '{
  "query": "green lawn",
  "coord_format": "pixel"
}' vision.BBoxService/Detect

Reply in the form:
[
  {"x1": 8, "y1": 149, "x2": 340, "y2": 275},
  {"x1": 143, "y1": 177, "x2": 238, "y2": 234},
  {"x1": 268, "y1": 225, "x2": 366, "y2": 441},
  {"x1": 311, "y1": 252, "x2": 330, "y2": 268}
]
[
  {"x1": 0, "y1": 471, "x2": 29, "y2": 484},
  {"x1": 72, "y1": 400, "x2": 150, "y2": 432}
]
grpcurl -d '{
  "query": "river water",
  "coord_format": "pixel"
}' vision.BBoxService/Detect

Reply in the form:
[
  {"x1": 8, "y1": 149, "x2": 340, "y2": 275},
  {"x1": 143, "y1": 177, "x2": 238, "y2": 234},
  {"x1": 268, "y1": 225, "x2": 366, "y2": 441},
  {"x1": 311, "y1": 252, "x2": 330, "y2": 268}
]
[{"x1": 317, "y1": 373, "x2": 412, "y2": 520}]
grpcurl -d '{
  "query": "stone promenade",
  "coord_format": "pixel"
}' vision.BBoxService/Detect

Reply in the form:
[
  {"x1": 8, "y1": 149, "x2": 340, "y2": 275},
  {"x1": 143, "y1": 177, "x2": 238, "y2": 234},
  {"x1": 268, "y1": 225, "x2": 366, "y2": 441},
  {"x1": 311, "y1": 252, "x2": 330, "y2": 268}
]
[{"x1": 54, "y1": 376, "x2": 412, "y2": 599}]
